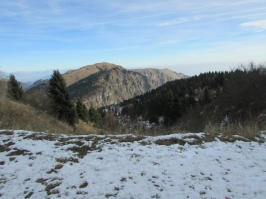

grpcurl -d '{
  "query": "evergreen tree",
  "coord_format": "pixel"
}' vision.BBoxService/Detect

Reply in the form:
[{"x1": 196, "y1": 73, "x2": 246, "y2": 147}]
[
  {"x1": 203, "y1": 87, "x2": 211, "y2": 104},
  {"x1": 7, "y1": 74, "x2": 24, "y2": 101},
  {"x1": 76, "y1": 98, "x2": 88, "y2": 123},
  {"x1": 88, "y1": 105, "x2": 103, "y2": 128},
  {"x1": 49, "y1": 70, "x2": 78, "y2": 126}
]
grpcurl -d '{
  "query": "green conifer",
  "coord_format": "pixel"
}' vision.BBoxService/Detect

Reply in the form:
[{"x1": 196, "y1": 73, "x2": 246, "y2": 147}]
[
  {"x1": 7, "y1": 74, "x2": 24, "y2": 101},
  {"x1": 76, "y1": 98, "x2": 88, "y2": 123},
  {"x1": 48, "y1": 70, "x2": 78, "y2": 126}
]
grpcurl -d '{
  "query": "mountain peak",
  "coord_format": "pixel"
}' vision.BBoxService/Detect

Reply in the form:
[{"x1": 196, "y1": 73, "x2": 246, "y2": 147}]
[{"x1": 63, "y1": 62, "x2": 124, "y2": 86}]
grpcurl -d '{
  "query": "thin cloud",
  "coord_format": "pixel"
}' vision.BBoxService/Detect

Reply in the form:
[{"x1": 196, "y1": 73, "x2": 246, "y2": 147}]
[
  {"x1": 241, "y1": 19, "x2": 266, "y2": 32},
  {"x1": 157, "y1": 18, "x2": 188, "y2": 27},
  {"x1": 1, "y1": 0, "x2": 266, "y2": 73}
]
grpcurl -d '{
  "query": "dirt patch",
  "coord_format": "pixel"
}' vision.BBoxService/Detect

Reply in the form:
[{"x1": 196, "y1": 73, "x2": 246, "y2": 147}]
[
  {"x1": 24, "y1": 133, "x2": 58, "y2": 141},
  {"x1": 118, "y1": 135, "x2": 145, "y2": 143},
  {"x1": 36, "y1": 178, "x2": 62, "y2": 195},
  {"x1": 0, "y1": 145, "x2": 10, "y2": 153},
  {"x1": 68, "y1": 145, "x2": 90, "y2": 158},
  {"x1": 68, "y1": 141, "x2": 102, "y2": 158},
  {"x1": 45, "y1": 182, "x2": 61, "y2": 195},
  {"x1": 56, "y1": 157, "x2": 79, "y2": 164},
  {"x1": 155, "y1": 138, "x2": 186, "y2": 146},
  {"x1": 105, "y1": 193, "x2": 118, "y2": 198},
  {"x1": 0, "y1": 131, "x2": 14, "y2": 136},
  {"x1": 79, "y1": 181, "x2": 88, "y2": 188},
  {"x1": 7, "y1": 148, "x2": 32, "y2": 156},
  {"x1": 182, "y1": 135, "x2": 203, "y2": 145},
  {"x1": 25, "y1": 191, "x2": 34, "y2": 198},
  {"x1": 0, "y1": 141, "x2": 15, "y2": 153}
]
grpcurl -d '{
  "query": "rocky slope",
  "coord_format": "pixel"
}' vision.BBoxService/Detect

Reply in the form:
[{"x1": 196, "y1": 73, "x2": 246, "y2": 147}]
[
  {"x1": 68, "y1": 68, "x2": 159, "y2": 107},
  {"x1": 132, "y1": 68, "x2": 187, "y2": 86}
]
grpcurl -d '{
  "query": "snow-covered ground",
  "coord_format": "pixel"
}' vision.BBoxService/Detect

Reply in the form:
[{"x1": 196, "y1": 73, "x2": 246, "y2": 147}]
[{"x1": 1, "y1": 130, "x2": 266, "y2": 199}]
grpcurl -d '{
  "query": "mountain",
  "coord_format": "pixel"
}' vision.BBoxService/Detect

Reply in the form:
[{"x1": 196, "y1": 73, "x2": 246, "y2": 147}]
[
  {"x1": 8, "y1": 69, "x2": 69, "y2": 89},
  {"x1": 9, "y1": 70, "x2": 52, "y2": 83},
  {"x1": 131, "y1": 68, "x2": 187, "y2": 86},
  {"x1": 68, "y1": 67, "x2": 159, "y2": 107},
  {"x1": 26, "y1": 62, "x2": 187, "y2": 108},
  {"x1": 0, "y1": 77, "x2": 29, "y2": 91},
  {"x1": 63, "y1": 62, "x2": 123, "y2": 86}
]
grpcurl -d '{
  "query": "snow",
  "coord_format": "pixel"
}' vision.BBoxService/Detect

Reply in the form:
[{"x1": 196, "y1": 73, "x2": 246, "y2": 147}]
[{"x1": 1, "y1": 130, "x2": 266, "y2": 199}]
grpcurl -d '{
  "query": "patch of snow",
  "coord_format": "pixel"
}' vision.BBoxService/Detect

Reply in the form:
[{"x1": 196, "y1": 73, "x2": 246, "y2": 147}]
[
  {"x1": 0, "y1": 130, "x2": 266, "y2": 198},
  {"x1": 158, "y1": 116, "x2": 164, "y2": 123}
]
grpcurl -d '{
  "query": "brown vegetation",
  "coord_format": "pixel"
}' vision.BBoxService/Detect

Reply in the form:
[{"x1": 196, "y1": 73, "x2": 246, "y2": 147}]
[
  {"x1": 0, "y1": 96, "x2": 73, "y2": 133},
  {"x1": 0, "y1": 81, "x2": 92, "y2": 134}
]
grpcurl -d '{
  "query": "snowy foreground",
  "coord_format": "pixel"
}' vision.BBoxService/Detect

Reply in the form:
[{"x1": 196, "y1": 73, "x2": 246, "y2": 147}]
[{"x1": 1, "y1": 130, "x2": 266, "y2": 199}]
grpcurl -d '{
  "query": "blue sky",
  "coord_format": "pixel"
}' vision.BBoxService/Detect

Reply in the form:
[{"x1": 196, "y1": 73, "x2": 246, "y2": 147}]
[{"x1": 0, "y1": 0, "x2": 266, "y2": 76}]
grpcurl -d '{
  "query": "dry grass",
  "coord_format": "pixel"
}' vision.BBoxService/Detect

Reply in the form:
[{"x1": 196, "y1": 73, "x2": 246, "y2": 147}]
[
  {"x1": 204, "y1": 121, "x2": 220, "y2": 138},
  {"x1": 155, "y1": 138, "x2": 186, "y2": 146},
  {"x1": 204, "y1": 119, "x2": 265, "y2": 142},
  {"x1": 0, "y1": 81, "x2": 101, "y2": 135},
  {"x1": 73, "y1": 120, "x2": 105, "y2": 135},
  {"x1": 0, "y1": 92, "x2": 100, "y2": 134},
  {"x1": 0, "y1": 96, "x2": 73, "y2": 134},
  {"x1": 223, "y1": 121, "x2": 262, "y2": 140},
  {"x1": 117, "y1": 135, "x2": 145, "y2": 143}
]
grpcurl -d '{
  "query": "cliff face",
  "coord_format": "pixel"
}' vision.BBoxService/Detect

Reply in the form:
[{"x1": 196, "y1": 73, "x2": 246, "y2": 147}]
[
  {"x1": 131, "y1": 68, "x2": 187, "y2": 86},
  {"x1": 68, "y1": 68, "x2": 159, "y2": 107}
]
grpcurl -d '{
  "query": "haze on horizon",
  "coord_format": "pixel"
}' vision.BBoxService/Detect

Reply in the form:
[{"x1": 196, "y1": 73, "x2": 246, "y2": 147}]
[{"x1": 1, "y1": 0, "x2": 266, "y2": 76}]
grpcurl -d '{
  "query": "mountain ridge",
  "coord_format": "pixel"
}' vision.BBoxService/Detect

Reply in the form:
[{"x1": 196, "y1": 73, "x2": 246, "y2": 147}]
[
  {"x1": 68, "y1": 67, "x2": 159, "y2": 107},
  {"x1": 131, "y1": 68, "x2": 187, "y2": 86},
  {"x1": 25, "y1": 62, "x2": 187, "y2": 108}
]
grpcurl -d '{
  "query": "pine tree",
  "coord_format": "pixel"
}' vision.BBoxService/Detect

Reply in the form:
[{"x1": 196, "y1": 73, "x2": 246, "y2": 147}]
[
  {"x1": 76, "y1": 98, "x2": 88, "y2": 123},
  {"x1": 203, "y1": 87, "x2": 211, "y2": 104},
  {"x1": 7, "y1": 74, "x2": 24, "y2": 101},
  {"x1": 49, "y1": 70, "x2": 78, "y2": 126},
  {"x1": 88, "y1": 105, "x2": 103, "y2": 128}
]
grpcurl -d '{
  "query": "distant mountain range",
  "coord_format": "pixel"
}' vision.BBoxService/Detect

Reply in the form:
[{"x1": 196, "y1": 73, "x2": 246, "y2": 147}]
[
  {"x1": 26, "y1": 62, "x2": 187, "y2": 108},
  {"x1": 8, "y1": 69, "x2": 69, "y2": 86}
]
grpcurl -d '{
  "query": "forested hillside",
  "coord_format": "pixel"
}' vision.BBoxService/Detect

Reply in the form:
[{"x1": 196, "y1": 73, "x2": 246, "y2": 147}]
[{"x1": 107, "y1": 63, "x2": 266, "y2": 132}]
